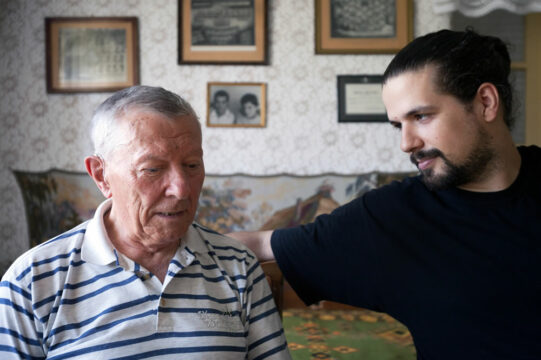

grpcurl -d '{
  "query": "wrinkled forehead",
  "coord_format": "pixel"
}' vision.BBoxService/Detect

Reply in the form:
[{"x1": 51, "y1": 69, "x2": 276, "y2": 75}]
[{"x1": 116, "y1": 108, "x2": 201, "y2": 147}]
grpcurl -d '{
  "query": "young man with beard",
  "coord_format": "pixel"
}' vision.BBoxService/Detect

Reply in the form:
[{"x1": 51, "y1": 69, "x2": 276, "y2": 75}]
[{"x1": 229, "y1": 29, "x2": 541, "y2": 359}]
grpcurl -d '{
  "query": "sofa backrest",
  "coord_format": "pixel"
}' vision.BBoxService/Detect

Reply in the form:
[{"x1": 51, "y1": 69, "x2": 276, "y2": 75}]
[{"x1": 13, "y1": 169, "x2": 415, "y2": 247}]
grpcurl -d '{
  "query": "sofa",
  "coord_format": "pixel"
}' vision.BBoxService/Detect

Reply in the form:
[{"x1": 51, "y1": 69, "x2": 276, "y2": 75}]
[
  {"x1": 13, "y1": 168, "x2": 415, "y2": 309},
  {"x1": 13, "y1": 169, "x2": 415, "y2": 248},
  {"x1": 10, "y1": 168, "x2": 419, "y2": 357}
]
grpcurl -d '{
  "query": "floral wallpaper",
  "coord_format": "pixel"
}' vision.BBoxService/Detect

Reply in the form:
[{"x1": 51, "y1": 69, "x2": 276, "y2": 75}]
[{"x1": 0, "y1": 0, "x2": 449, "y2": 273}]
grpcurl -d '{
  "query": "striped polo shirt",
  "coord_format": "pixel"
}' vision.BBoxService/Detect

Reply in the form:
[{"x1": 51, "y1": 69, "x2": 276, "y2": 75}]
[{"x1": 0, "y1": 199, "x2": 290, "y2": 359}]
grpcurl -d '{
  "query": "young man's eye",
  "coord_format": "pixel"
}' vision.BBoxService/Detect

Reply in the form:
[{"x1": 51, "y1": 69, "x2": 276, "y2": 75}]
[{"x1": 389, "y1": 121, "x2": 402, "y2": 131}]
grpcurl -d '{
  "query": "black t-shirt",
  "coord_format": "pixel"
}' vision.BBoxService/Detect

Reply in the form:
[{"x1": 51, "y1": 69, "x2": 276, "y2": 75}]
[{"x1": 272, "y1": 145, "x2": 541, "y2": 360}]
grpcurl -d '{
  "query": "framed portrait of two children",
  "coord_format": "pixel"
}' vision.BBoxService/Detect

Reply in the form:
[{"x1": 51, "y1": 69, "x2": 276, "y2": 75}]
[{"x1": 207, "y1": 82, "x2": 266, "y2": 128}]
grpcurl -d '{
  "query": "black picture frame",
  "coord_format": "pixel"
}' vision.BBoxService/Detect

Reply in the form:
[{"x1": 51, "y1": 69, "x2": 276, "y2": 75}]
[{"x1": 337, "y1": 75, "x2": 387, "y2": 123}]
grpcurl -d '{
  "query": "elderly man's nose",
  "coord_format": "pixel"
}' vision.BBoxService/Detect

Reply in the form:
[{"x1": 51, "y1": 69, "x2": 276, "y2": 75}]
[{"x1": 166, "y1": 170, "x2": 190, "y2": 198}]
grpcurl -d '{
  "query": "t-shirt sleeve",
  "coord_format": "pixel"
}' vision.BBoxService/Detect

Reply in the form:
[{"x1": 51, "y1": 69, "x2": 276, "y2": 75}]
[{"x1": 270, "y1": 196, "x2": 381, "y2": 309}]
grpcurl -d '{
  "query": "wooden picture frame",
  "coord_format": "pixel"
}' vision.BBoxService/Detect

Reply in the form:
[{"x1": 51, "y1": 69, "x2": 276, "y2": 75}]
[
  {"x1": 316, "y1": 0, "x2": 413, "y2": 54},
  {"x1": 46, "y1": 17, "x2": 139, "y2": 93},
  {"x1": 179, "y1": 0, "x2": 268, "y2": 64},
  {"x1": 337, "y1": 75, "x2": 387, "y2": 123},
  {"x1": 207, "y1": 82, "x2": 266, "y2": 127}
]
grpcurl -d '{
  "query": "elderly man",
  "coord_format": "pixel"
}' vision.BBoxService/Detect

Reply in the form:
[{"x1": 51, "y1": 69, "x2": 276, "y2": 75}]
[{"x1": 0, "y1": 86, "x2": 290, "y2": 359}]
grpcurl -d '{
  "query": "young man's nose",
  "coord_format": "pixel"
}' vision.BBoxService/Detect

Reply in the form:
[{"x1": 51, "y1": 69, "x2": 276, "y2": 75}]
[{"x1": 400, "y1": 124, "x2": 423, "y2": 153}]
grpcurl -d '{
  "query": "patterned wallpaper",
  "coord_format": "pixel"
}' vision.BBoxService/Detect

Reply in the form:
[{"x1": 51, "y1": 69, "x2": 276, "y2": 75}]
[{"x1": 0, "y1": 0, "x2": 449, "y2": 272}]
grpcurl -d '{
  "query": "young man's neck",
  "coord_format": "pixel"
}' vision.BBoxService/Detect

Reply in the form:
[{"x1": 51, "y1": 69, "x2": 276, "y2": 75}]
[{"x1": 458, "y1": 142, "x2": 521, "y2": 193}]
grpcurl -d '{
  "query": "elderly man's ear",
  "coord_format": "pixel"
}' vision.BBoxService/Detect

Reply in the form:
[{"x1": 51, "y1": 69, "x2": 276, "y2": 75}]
[{"x1": 85, "y1": 155, "x2": 113, "y2": 199}]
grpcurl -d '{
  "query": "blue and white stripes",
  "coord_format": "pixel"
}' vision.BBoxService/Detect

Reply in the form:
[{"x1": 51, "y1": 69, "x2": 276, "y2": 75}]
[{"x1": 0, "y1": 200, "x2": 290, "y2": 359}]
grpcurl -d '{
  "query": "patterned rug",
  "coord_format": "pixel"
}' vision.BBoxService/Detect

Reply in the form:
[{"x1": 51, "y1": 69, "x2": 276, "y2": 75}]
[{"x1": 282, "y1": 309, "x2": 416, "y2": 360}]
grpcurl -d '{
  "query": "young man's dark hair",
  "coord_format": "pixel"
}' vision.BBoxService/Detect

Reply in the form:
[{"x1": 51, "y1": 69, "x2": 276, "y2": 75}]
[{"x1": 383, "y1": 29, "x2": 514, "y2": 128}]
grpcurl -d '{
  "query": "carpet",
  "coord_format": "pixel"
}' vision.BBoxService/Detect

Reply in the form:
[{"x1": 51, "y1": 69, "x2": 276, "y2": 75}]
[{"x1": 282, "y1": 308, "x2": 416, "y2": 360}]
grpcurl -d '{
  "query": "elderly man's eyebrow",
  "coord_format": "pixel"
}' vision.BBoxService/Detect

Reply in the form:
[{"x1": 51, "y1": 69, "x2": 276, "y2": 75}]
[
  {"x1": 134, "y1": 153, "x2": 163, "y2": 165},
  {"x1": 135, "y1": 148, "x2": 203, "y2": 164}
]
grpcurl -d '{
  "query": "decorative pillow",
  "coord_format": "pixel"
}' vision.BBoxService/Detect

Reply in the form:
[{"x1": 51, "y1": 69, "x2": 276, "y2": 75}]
[{"x1": 13, "y1": 169, "x2": 104, "y2": 247}]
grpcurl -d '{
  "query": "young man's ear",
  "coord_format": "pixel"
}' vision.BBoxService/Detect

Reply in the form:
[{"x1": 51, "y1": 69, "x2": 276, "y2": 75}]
[
  {"x1": 476, "y1": 82, "x2": 500, "y2": 123},
  {"x1": 85, "y1": 155, "x2": 112, "y2": 199}
]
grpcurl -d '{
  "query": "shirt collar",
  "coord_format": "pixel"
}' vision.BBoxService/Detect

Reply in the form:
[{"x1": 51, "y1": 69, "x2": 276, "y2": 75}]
[
  {"x1": 183, "y1": 225, "x2": 210, "y2": 255},
  {"x1": 166, "y1": 225, "x2": 212, "y2": 275},
  {"x1": 81, "y1": 198, "x2": 116, "y2": 265}
]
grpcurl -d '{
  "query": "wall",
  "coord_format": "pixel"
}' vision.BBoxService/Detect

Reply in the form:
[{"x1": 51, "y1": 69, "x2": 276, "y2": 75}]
[{"x1": 0, "y1": 0, "x2": 449, "y2": 272}]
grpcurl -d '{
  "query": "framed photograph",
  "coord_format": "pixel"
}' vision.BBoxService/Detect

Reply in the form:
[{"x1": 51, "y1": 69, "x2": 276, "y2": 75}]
[
  {"x1": 179, "y1": 0, "x2": 268, "y2": 64},
  {"x1": 46, "y1": 17, "x2": 139, "y2": 93},
  {"x1": 337, "y1": 75, "x2": 387, "y2": 123},
  {"x1": 207, "y1": 82, "x2": 266, "y2": 127},
  {"x1": 316, "y1": 0, "x2": 413, "y2": 54}
]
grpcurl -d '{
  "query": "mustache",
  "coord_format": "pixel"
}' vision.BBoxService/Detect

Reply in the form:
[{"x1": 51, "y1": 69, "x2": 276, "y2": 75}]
[{"x1": 410, "y1": 148, "x2": 444, "y2": 166}]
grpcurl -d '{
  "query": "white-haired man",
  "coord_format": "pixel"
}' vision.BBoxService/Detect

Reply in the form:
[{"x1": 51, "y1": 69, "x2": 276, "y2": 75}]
[{"x1": 0, "y1": 86, "x2": 290, "y2": 359}]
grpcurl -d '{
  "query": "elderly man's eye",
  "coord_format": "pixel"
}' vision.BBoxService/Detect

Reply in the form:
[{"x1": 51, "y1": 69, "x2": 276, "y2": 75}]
[{"x1": 186, "y1": 162, "x2": 201, "y2": 170}]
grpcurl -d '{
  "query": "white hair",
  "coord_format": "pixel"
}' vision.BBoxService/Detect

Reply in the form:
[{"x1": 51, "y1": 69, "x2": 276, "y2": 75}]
[{"x1": 90, "y1": 85, "x2": 199, "y2": 159}]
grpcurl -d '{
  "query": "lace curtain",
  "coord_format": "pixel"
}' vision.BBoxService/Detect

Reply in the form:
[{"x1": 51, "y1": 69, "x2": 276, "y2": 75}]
[{"x1": 433, "y1": 0, "x2": 541, "y2": 16}]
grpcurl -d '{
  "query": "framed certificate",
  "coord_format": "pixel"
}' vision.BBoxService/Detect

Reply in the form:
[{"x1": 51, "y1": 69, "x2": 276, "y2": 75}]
[{"x1": 337, "y1": 75, "x2": 387, "y2": 122}]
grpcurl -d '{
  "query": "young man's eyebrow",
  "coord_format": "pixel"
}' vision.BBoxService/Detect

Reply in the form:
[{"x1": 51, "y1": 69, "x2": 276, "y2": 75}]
[
  {"x1": 405, "y1": 105, "x2": 436, "y2": 117},
  {"x1": 388, "y1": 120, "x2": 401, "y2": 128}
]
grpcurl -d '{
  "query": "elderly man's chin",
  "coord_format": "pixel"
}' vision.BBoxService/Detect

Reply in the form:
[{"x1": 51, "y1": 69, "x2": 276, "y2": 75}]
[
  {"x1": 145, "y1": 221, "x2": 191, "y2": 245},
  {"x1": 150, "y1": 229, "x2": 187, "y2": 245}
]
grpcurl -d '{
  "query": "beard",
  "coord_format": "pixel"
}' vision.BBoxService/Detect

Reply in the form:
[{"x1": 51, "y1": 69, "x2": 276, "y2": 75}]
[{"x1": 410, "y1": 128, "x2": 494, "y2": 191}]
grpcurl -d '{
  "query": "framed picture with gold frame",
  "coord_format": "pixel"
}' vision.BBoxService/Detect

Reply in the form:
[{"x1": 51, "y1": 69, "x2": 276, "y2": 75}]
[
  {"x1": 207, "y1": 82, "x2": 266, "y2": 127},
  {"x1": 179, "y1": 0, "x2": 268, "y2": 64},
  {"x1": 45, "y1": 17, "x2": 139, "y2": 93},
  {"x1": 315, "y1": 0, "x2": 413, "y2": 54}
]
